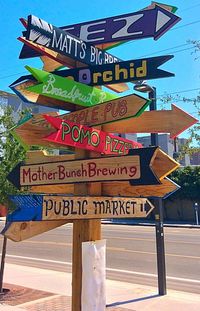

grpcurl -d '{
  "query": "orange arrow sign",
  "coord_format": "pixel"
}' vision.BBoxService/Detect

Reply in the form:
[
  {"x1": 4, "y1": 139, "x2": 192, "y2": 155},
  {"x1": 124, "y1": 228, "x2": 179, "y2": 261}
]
[{"x1": 102, "y1": 104, "x2": 198, "y2": 138}]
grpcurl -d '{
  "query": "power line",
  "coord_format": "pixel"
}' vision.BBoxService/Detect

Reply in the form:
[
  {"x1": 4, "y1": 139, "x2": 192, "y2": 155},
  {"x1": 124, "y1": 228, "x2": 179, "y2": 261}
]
[
  {"x1": 138, "y1": 44, "x2": 195, "y2": 58},
  {"x1": 171, "y1": 19, "x2": 200, "y2": 31},
  {"x1": 179, "y1": 3, "x2": 200, "y2": 12},
  {"x1": 158, "y1": 88, "x2": 200, "y2": 97},
  {"x1": 0, "y1": 71, "x2": 27, "y2": 80}
]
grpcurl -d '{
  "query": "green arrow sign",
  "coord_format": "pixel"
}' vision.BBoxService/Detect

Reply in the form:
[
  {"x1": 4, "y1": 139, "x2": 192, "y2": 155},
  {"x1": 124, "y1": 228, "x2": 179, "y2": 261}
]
[{"x1": 25, "y1": 66, "x2": 118, "y2": 107}]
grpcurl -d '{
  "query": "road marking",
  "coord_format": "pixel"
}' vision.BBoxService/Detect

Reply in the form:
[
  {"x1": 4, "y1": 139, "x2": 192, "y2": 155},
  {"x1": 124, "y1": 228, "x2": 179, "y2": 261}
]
[
  {"x1": 7, "y1": 254, "x2": 72, "y2": 266},
  {"x1": 107, "y1": 267, "x2": 200, "y2": 284},
  {"x1": 22, "y1": 240, "x2": 72, "y2": 246},
  {"x1": 7, "y1": 240, "x2": 200, "y2": 259},
  {"x1": 17, "y1": 235, "x2": 200, "y2": 246},
  {"x1": 105, "y1": 236, "x2": 200, "y2": 245},
  {"x1": 107, "y1": 247, "x2": 200, "y2": 259},
  {"x1": 6, "y1": 254, "x2": 200, "y2": 284}
]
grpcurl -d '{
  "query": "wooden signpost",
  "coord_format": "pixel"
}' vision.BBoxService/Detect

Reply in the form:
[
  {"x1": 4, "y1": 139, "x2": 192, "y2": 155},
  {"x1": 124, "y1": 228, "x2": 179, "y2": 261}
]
[
  {"x1": 25, "y1": 66, "x2": 118, "y2": 107},
  {"x1": 8, "y1": 195, "x2": 155, "y2": 222},
  {"x1": 43, "y1": 114, "x2": 141, "y2": 155},
  {"x1": 12, "y1": 104, "x2": 197, "y2": 148},
  {"x1": 7, "y1": 147, "x2": 179, "y2": 189},
  {"x1": 3, "y1": 5, "x2": 184, "y2": 311}
]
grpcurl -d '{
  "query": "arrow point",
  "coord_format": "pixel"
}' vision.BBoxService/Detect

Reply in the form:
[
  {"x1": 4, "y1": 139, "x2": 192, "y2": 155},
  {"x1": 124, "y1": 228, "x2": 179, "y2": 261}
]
[
  {"x1": 7, "y1": 163, "x2": 22, "y2": 190},
  {"x1": 170, "y1": 104, "x2": 198, "y2": 138},
  {"x1": 43, "y1": 115, "x2": 61, "y2": 129},
  {"x1": 156, "y1": 11, "x2": 171, "y2": 33}
]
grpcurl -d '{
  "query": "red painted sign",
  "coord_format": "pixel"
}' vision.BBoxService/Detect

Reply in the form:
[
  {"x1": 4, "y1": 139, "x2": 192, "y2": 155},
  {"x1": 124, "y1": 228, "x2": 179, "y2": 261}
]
[{"x1": 43, "y1": 115, "x2": 141, "y2": 155}]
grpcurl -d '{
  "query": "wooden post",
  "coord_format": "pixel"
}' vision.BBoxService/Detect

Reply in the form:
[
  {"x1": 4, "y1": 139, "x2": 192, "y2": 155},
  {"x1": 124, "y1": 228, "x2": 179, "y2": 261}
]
[{"x1": 72, "y1": 138, "x2": 102, "y2": 310}]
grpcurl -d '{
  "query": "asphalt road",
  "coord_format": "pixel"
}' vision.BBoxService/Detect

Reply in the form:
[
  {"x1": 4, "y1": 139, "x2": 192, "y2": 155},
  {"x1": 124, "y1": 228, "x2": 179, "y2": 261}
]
[{"x1": 0, "y1": 223, "x2": 200, "y2": 294}]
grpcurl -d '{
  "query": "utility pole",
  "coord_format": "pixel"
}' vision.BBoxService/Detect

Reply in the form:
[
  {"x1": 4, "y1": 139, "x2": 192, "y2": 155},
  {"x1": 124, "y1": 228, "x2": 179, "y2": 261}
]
[{"x1": 149, "y1": 87, "x2": 167, "y2": 295}]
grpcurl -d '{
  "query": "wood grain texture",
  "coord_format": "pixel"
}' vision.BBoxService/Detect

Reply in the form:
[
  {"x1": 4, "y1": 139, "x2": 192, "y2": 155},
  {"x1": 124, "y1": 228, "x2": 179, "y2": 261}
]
[
  {"x1": 19, "y1": 155, "x2": 141, "y2": 186},
  {"x1": 102, "y1": 179, "x2": 179, "y2": 198},
  {"x1": 28, "y1": 178, "x2": 179, "y2": 198},
  {"x1": 102, "y1": 104, "x2": 198, "y2": 138},
  {"x1": 60, "y1": 93, "x2": 149, "y2": 127},
  {"x1": 152, "y1": 148, "x2": 180, "y2": 180},
  {"x1": 2, "y1": 220, "x2": 70, "y2": 242},
  {"x1": 42, "y1": 196, "x2": 152, "y2": 220}
]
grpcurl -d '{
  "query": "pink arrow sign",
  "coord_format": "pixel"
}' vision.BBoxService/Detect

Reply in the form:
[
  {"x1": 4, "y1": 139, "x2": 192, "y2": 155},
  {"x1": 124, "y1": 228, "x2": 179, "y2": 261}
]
[{"x1": 43, "y1": 115, "x2": 142, "y2": 155}]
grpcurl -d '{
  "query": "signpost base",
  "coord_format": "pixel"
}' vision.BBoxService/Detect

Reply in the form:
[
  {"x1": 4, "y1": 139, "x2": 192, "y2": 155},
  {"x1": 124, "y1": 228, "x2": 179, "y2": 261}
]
[{"x1": 72, "y1": 220, "x2": 101, "y2": 311}]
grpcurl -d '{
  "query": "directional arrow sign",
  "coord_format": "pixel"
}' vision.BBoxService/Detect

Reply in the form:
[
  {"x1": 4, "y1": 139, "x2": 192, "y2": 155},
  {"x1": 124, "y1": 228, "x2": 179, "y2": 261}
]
[
  {"x1": 57, "y1": 5, "x2": 181, "y2": 43},
  {"x1": 1, "y1": 220, "x2": 70, "y2": 242},
  {"x1": 103, "y1": 104, "x2": 198, "y2": 138},
  {"x1": 7, "y1": 195, "x2": 155, "y2": 222},
  {"x1": 25, "y1": 66, "x2": 118, "y2": 107},
  {"x1": 43, "y1": 115, "x2": 142, "y2": 155},
  {"x1": 102, "y1": 177, "x2": 180, "y2": 199},
  {"x1": 23, "y1": 150, "x2": 180, "y2": 199},
  {"x1": 7, "y1": 147, "x2": 179, "y2": 189},
  {"x1": 10, "y1": 78, "x2": 82, "y2": 112},
  {"x1": 22, "y1": 7, "x2": 180, "y2": 49},
  {"x1": 29, "y1": 178, "x2": 180, "y2": 199},
  {"x1": 60, "y1": 93, "x2": 150, "y2": 126},
  {"x1": 40, "y1": 55, "x2": 174, "y2": 87},
  {"x1": 25, "y1": 15, "x2": 123, "y2": 66}
]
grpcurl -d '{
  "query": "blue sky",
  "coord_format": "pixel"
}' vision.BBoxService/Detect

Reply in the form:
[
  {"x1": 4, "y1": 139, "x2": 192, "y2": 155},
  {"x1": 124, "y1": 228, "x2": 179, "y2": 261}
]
[{"x1": 0, "y1": 0, "x2": 199, "y2": 139}]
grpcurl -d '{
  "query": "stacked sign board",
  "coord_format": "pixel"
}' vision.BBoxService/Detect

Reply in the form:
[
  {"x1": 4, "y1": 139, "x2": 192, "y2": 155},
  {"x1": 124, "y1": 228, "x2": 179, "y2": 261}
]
[{"x1": 2, "y1": 3, "x2": 198, "y2": 311}]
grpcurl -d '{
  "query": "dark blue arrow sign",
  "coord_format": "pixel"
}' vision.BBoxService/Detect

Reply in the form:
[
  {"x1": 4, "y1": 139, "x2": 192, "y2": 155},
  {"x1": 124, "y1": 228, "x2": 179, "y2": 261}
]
[
  {"x1": 44, "y1": 55, "x2": 174, "y2": 86},
  {"x1": 24, "y1": 15, "x2": 122, "y2": 66},
  {"x1": 10, "y1": 55, "x2": 174, "y2": 91},
  {"x1": 59, "y1": 5, "x2": 181, "y2": 43},
  {"x1": 19, "y1": 6, "x2": 181, "y2": 59},
  {"x1": 8, "y1": 195, "x2": 43, "y2": 221}
]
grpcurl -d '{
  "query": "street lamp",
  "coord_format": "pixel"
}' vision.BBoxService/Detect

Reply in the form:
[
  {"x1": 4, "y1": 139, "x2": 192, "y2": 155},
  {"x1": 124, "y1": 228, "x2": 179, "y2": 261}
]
[
  {"x1": 134, "y1": 81, "x2": 167, "y2": 296},
  {"x1": 134, "y1": 82, "x2": 158, "y2": 146}
]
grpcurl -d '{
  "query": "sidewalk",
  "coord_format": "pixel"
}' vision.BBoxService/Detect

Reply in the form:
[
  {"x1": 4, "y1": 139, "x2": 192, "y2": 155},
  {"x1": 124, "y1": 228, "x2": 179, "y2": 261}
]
[{"x1": 0, "y1": 263, "x2": 200, "y2": 310}]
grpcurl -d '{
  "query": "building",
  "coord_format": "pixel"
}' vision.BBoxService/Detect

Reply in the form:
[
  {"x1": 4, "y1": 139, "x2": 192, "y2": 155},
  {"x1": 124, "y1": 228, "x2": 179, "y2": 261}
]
[
  {"x1": 135, "y1": 133, "x2": 174, "y2": 157},
  {"x1": 190, "y1": 151, "x2": 200, "y2": 165},
  {"x1": 0, "y1": 90, "x2": 57, "y2": 117},
  {"x1": 125, "y1": 133, "x2": 192, "y2": 166}
]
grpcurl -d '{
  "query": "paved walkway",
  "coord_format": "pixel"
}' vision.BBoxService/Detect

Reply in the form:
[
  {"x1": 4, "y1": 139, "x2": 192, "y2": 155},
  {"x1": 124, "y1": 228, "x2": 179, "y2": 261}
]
[{"x1": 0, "y1": 263, "x2": 199, "y2": 310}]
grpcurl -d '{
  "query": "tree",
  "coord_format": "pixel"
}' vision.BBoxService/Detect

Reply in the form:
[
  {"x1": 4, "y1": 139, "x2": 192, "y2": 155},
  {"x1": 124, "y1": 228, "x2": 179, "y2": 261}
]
[
  {"x1": 0, "y1": 104, "x2": 26, "y2": 207},
  {"x1": 168, "y1": 166, "x2": 200, "y2": 201},
  {"x1": 159, "y1": 92, "x2": 199, "y2": 161}
]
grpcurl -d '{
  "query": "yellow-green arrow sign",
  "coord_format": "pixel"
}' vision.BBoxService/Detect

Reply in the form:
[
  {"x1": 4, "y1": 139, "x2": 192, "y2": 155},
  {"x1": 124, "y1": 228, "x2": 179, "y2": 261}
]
[{"x1": 25, "y1": 66, "x2": 118, "y2": 107}]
